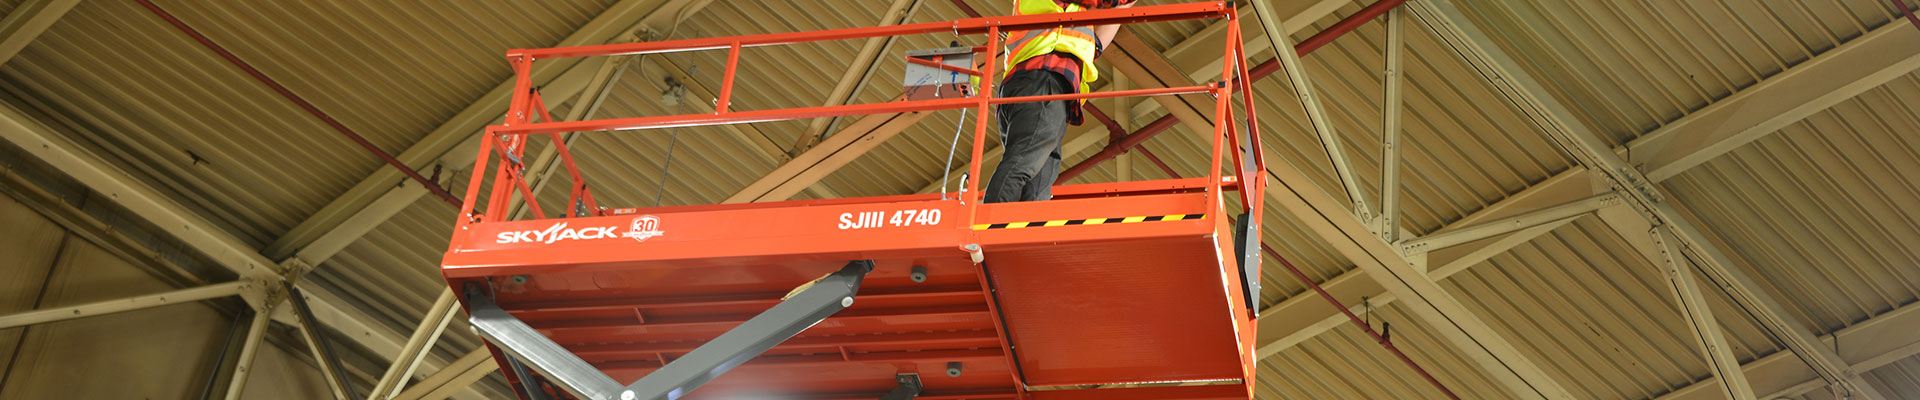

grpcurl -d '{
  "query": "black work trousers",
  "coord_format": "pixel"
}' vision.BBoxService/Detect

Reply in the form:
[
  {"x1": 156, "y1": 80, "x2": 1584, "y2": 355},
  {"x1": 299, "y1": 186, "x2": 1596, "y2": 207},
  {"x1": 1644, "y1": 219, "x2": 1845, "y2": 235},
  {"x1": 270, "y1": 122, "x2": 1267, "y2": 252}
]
[{"x1": 984, "y1": 69, "x2": 1072, "y2": 203}]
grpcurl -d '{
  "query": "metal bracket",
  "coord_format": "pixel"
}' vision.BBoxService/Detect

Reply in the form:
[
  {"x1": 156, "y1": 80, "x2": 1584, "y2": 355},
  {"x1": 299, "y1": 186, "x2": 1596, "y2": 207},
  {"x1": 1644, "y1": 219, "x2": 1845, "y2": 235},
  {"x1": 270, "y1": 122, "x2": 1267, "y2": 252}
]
[
  {"x1": 277, "y1": 257, "x2": 320, "y2": 284},
  {"x1": 1232, "y1": 212, "x2": 1262, "y2": 315},
  {"x1": 880, "y1": 373, "x2": 924, "y2": 400},
  {"x1": 232, "y1": 278, "x2": 274, "y2": 311},
  {"x1": 468, "y1": 260, "x2": 876, "y2": 400}
]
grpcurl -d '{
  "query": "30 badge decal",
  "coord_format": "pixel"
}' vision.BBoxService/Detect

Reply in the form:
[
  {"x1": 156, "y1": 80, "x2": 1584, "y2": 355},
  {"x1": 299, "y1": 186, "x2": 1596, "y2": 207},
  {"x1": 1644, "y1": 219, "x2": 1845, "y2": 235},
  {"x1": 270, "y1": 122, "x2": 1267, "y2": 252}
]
[
  {"x1": 495, "y1": 215, "x2": 665, "y2": 244},
  {"x1": 623, "y1": 215, "x2": 666, "y2": 242}
]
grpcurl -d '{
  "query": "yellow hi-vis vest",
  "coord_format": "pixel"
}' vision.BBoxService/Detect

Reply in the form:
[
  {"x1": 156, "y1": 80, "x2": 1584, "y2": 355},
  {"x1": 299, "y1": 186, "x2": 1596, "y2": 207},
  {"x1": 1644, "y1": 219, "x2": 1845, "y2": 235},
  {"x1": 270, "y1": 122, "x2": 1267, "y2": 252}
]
[{"x1": 1003, "y1": 0, "x2": 1101, "y2": 93}]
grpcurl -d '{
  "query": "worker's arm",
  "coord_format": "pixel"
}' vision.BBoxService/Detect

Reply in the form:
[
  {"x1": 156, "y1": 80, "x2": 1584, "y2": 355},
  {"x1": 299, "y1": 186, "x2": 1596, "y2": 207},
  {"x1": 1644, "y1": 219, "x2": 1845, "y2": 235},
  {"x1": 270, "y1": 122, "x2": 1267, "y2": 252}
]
[{"x1": 1063, "y1": 0, "x2": 1137, "y2": 55}]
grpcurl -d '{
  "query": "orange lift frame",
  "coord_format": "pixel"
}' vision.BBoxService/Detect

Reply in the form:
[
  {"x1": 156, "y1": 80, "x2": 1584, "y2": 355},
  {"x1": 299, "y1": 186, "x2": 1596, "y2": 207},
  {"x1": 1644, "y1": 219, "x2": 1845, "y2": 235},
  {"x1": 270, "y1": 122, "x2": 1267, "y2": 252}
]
[{"x1": 443, "y1": 2, "x2": 1273, "y2": 399}]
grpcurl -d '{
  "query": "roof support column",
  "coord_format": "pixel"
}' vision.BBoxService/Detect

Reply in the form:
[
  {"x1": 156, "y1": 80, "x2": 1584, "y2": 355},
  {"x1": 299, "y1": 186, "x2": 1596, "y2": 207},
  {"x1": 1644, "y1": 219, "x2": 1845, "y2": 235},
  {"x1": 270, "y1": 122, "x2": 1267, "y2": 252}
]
[{"x1": 1377, "y1": 6, "x2": 1403, "y2": 242}]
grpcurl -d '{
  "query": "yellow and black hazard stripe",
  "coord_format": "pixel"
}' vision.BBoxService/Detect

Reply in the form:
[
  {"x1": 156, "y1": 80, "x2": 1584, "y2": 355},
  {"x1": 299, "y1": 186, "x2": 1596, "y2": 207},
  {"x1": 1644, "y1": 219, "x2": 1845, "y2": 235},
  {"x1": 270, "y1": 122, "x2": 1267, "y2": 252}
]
[{"x1": 971, "y1": 213, "x2": 1204, "y2": 230}]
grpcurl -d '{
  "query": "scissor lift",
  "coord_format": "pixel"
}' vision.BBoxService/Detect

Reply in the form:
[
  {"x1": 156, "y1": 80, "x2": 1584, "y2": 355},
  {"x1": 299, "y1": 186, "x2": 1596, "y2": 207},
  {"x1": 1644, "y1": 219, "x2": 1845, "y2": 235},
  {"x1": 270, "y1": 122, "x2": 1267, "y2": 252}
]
[{"x1": 442, "y1": 2, "x2": 1269, "y2": 399}]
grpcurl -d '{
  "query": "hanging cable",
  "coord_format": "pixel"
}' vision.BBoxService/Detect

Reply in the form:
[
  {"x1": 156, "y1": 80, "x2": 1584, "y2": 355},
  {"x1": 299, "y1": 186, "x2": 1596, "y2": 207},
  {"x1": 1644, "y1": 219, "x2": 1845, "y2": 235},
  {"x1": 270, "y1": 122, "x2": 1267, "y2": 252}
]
[
  {"x1": 653, "y1": 100, "x2": 688, "y2": 207},
  {"x1": 939, "y1": 107, "x2": 971, "y2": 200}
]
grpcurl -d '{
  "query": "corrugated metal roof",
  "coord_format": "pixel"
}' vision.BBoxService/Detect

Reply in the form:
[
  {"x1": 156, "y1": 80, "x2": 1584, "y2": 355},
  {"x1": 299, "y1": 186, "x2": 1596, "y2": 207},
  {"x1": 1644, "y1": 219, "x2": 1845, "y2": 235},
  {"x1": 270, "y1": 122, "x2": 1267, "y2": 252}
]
[
  {"x1": 1663, "y1": 73, "x2": 1920, "y2": 333},
  {"x1": 1453, "y1": 0, "x2": 1904, "y2": 146},
  {"x1": 0, "y1": 0, "x2": 610, "y2": 246},
  {"x1": 1862, "y1": 356, "x2": 1920, "y2": 397},
  {"x1": 5, "y1": 0, "x2": 1920, "y2": 398}
]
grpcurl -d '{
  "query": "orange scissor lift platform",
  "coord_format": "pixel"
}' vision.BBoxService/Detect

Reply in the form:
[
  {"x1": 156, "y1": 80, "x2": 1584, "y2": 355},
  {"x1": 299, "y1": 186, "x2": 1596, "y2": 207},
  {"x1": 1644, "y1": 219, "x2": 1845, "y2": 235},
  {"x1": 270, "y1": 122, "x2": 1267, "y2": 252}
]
[{"x1": 442, "y1": 3, "x2": 1269, "y2": 399}]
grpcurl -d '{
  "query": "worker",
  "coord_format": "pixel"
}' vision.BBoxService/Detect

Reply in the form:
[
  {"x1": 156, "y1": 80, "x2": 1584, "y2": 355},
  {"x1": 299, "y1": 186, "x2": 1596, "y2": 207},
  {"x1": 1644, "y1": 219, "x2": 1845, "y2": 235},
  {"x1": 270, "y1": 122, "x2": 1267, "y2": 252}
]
[{"x1": 983, "y1": 0, "x2": 1136, "y2": 203}]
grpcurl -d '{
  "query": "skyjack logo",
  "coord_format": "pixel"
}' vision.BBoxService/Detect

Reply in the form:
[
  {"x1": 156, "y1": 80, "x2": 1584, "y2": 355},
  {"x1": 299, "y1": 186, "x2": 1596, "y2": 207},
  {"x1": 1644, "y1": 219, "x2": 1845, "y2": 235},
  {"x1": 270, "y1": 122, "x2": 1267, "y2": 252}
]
[
  {"x1": 495, "y1": 222, "x2": 619, "y2": 245},
  {"x1": 493, "y1": 216, "x2": 665, "y2": 245}
]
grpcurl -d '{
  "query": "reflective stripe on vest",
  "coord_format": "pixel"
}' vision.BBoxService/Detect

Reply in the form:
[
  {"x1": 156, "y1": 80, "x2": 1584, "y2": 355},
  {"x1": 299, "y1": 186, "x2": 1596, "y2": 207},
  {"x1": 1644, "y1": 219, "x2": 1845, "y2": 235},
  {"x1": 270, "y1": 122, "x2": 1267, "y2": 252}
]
[{"x1": 1002, "y1": 0, "x2": 1102, "y2": 93}]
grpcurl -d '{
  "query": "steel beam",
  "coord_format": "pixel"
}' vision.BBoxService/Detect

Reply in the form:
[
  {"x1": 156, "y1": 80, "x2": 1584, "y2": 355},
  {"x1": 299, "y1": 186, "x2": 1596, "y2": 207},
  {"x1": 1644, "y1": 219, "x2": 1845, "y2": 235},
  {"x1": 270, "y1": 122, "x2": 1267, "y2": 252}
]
[
  {"x1": 290, "y1": 287, "x2": 361, "y2": 400},
  {"x1": 0, "y1": 280, "x2": 251, "y2": 329},
  {"x1": 1130, "y1": 0, "x2": 1348, "y2": 120},
  {"x1": 1262, "y1": 216, "x2": 1581, "y2": 355},
  {"x1": 1377, "y1": 7, "x2": 1403, "y2": 241},
  {"x1": 792, "y1": 0, "x2": 922, "y2": 154},
  {"x1": 1252, "y1": 0, "x2": 1370, "y2": 217},
  {"x1": 368, "y1": 289, "x2": 460, "y2": 400},
  {"x1": 0, "y1": 103, "x2": 286, "y2": 284},
  {"x1": 1102, "y1": 31, "x2": 1217, "y2": 137},
  {"x1": 0, "y1": 0, "x2": 78, "y2": 65},
  {"x1": 1659, "y1": 300, "x2": 1920, "y2": 400},
  {"x1": 1262, "y1": 151, "x2": 1577, "y2": 398},
  {"x1": 1399, "y1": 192, "x2": 1620, "y2": 255},
  {"x1": 1622, "y1": 19, "x2": 1920, "y2": 182},
  {"x1": 1652, "y1": 228, "x2": 1755, "y2": 400},
  {"x1": 1258, "y1": 195, "x2": 1591, "y2": 357},
  {"x1": 224, "y1": 304, "x2": 276, "y2": 400},
  {"x1": 0, "y1": 99, "x2": 488, "y2": 400},
  {"x1": 1409, "y1": 0, "x2": 1890, "y2": 397},
  {"x1": 394, "y1": 349, "x2": 500, "y2": 400},
  {"x1": 1261, "y1": 4, "x2": 1920, "y2": 364}
]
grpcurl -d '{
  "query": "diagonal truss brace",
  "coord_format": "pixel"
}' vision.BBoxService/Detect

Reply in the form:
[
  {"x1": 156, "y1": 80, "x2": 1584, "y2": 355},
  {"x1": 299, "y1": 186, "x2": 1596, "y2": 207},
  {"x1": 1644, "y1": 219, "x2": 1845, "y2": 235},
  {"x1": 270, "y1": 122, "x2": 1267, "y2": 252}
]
[
  {"x1": 1652, "y1": 227, "x2": 1756, "y2": 400},
  {"x1": 467, "y1": 260, "x2": 874, "y2": 400}
]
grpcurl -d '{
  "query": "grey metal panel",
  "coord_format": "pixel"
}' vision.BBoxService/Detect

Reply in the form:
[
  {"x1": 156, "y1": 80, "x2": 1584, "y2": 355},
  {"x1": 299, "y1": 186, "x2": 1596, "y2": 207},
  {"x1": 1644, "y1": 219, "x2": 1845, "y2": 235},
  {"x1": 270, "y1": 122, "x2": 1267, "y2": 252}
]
[
  {"x1": 0, "y1": 238, "x2": 228, "y2": 399},
  {"x1": 0, "y1": 190, "x2": 66, "y2": 375}
]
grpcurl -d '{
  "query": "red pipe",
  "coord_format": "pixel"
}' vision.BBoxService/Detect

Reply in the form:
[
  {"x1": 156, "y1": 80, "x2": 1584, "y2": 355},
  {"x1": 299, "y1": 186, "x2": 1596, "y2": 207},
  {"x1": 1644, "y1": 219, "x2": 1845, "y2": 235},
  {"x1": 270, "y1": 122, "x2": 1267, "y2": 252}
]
[
  {"x1": 1893, "y1": 0, "x2": 1920, "y2": 31},
  {"x1": 1295, "y1": 0, "x2": 1409, "y2": 57},
  {"x1": 134, "y1": 0, "x2": 462, "y2": 206},
  {"x1": 1262, "y1": 245, "x2": 1462, "y2": 399},
  {"x1": 1083, "y1": 103, "x2": 1182, "y2": 178},
  {"x1": 1058, "y1": 116, "x2": 1177, "y2": 180},
  {"x1": 1062, "y1": 0, "x2": 1406, "y2": 181},
  {"x1": 1135, "y1": 147, "x2": 1180, "y2": 178}
]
